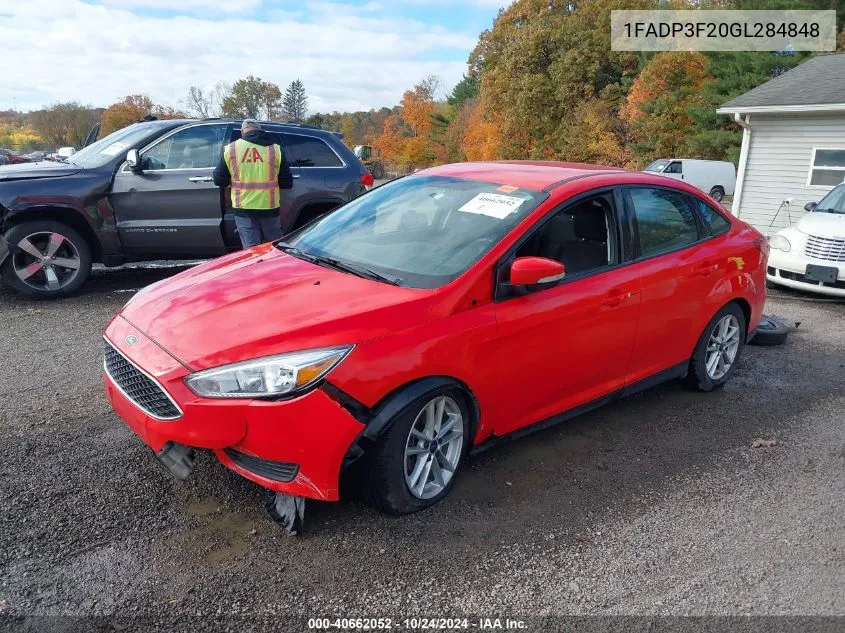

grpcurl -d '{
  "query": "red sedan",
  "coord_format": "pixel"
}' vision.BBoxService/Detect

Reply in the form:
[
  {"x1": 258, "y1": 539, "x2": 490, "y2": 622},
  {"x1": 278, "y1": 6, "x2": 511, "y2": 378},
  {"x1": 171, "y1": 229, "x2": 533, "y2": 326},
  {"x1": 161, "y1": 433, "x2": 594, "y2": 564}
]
[
  {"x1": 104, "y1": 162, "x2": 767, "y2": 532},
  {"x1": 0, "y1": 148, "x2": 32, "y2": 165}
]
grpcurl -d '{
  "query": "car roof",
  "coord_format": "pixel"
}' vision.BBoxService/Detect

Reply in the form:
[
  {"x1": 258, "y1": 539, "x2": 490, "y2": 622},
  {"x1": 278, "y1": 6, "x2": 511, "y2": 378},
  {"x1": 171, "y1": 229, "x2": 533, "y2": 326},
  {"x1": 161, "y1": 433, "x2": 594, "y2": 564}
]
[
  {"x1": 196, "y1": 118, "x2": 337, "y2": 135},
  {"x1": 422, "y1": 161, "x2": 625, "y2": 191}
]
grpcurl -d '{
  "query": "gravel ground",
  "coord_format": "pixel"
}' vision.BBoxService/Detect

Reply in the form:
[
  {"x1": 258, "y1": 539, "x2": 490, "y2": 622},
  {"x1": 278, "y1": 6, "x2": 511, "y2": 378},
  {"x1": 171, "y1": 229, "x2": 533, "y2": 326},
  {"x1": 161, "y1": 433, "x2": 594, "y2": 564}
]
[{"x1": 0, "y1": 266, "x2": 843, "y2": 629}]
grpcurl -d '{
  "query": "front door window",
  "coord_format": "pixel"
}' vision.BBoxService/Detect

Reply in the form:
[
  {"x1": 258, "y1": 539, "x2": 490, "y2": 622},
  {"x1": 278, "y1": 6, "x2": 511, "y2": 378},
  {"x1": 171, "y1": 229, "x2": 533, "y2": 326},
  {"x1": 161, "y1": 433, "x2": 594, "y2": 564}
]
[{"x1": 142, "y1": 125, "x2": 227, "y2": 171}]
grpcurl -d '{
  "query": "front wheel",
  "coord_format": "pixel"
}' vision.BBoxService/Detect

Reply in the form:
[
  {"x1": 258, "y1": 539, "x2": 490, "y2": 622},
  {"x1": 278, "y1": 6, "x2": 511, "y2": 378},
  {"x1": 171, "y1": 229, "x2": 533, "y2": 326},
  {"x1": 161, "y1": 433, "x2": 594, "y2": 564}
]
[
  {"x1": 687, "y1": 303, "x2": 746, "y2": 391},
  {"x1": 365, "y1": 390, "x2": 469, "y2": 515},
  {"x1": 1, "y1": 220, "x2": 92, "y2": 298}
]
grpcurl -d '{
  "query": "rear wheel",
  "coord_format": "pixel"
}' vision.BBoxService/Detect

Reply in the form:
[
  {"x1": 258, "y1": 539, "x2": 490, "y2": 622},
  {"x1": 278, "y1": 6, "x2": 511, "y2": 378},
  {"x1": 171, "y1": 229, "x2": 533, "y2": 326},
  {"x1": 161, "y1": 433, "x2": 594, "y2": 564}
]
[
  {"x1": 365, "y1": 389, "x2": 469, "y2": 515},
  {"x1": 687, "y1": 303, "x2": 746, "y2": 391},
  {"x1": 1, "y1": 220, "x2": 92, "y2": 298},
  {"x1": 709, "y1": 186, "x2": 725, "y2": 202}
]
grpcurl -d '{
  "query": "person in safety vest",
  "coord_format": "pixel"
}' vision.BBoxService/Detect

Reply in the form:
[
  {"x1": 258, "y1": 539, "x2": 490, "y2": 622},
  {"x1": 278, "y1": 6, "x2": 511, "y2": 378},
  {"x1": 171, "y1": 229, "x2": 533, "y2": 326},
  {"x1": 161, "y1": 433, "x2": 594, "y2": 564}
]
[{"x1": 213, "y1": 119, "x2": 293, "y2": 249}]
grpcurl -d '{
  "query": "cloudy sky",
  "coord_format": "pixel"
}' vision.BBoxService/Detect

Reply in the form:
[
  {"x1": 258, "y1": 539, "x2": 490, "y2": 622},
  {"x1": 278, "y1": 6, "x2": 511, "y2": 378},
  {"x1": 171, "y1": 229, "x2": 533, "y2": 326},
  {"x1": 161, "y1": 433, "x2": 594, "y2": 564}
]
[{"x1": 2, "y1": 0, "x2": 504, "y2": 114}]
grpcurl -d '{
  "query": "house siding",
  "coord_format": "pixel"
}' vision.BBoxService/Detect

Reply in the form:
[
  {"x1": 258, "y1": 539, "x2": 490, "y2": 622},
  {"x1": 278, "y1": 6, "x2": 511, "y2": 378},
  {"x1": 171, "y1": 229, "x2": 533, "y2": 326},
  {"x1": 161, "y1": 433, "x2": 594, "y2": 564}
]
[{"x1": 736, "y1": 113, "x2": 845, "y2": 233}]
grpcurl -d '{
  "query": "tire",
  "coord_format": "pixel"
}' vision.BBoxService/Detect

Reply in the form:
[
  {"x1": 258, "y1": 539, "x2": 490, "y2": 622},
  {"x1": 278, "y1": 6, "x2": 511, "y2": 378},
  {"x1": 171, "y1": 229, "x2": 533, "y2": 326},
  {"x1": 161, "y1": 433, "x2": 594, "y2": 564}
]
[
  {"x1": 749, "y1": 314, "x2": 789, "y2": 347},
  {"x1": 686, "y1": 303, "x2": 746, "y2": 392},
  {"x1": 370, "y1": 162, "x2": 385, "y2": 180},
  {"x1": 709, "y1": 186, "x2": 725, "y2": 202},
  {"x1": 1, "y1": 220, "x2": 92, "y2": 298},
  {"x1": 365, "y1": 388, "x2": 470, "y2": 515}
]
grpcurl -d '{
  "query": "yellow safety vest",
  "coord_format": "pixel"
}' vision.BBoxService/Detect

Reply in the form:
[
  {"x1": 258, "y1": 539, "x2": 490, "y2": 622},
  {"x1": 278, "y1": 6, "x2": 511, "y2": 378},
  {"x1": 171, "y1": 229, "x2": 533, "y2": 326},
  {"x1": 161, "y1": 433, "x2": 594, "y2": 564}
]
[{"x1": 223, "y1": 139, "x2": 282, "y2": 210}]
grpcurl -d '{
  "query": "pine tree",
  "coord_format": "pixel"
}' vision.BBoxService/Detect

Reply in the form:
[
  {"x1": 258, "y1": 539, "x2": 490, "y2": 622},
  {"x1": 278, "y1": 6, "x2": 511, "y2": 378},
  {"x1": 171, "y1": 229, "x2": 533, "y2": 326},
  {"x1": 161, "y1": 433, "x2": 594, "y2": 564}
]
[{"x1": 282, "y1": 80, "x2": 308, "y2": 124}]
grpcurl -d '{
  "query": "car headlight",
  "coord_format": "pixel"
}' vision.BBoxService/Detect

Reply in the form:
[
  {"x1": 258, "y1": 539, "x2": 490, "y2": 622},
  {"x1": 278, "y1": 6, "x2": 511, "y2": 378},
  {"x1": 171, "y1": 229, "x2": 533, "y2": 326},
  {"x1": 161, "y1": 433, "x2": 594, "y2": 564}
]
[
  {"x1": 184, "y1": 346, "x2": 352, "y2": 398},
  {"x1": 768, "y1": 234, "x2": 791, "y2": 252}
]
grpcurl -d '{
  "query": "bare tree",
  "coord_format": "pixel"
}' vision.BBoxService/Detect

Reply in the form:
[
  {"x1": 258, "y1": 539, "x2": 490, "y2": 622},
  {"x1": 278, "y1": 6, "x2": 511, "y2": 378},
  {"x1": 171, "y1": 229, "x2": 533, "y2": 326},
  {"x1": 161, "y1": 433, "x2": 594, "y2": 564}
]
[
  {"x1": 185, "y1": 82, "x2": 231, "y2": 118},
  {"x1": 418, "y1": 75, "x2": 443, "y2": 101}
]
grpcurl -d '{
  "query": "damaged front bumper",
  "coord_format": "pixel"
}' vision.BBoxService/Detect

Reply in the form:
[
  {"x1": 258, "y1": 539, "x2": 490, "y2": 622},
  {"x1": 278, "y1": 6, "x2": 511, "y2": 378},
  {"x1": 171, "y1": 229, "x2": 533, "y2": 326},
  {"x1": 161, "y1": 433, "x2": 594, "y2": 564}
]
[{"x1": 103, "y1": 317, "x2": 366, "y2": 501}]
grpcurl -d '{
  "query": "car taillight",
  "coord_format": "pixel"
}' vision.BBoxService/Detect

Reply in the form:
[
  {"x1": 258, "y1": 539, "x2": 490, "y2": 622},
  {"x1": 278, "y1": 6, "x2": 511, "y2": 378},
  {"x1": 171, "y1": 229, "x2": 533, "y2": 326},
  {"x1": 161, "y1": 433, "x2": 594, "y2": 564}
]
[{"x1": 360, "y1": 173, "x2": 374, "y2": 187}]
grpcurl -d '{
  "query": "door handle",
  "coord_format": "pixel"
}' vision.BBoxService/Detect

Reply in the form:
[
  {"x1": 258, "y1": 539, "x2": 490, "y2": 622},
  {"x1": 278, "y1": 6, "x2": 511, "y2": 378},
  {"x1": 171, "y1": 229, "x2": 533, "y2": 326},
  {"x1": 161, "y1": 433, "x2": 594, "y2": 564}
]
[
  {"x1": 292, "y1": 174, "x2": 301, "y2": 179},
  {"x1": 603, "y1": 291, "x2": 633, "y2": 308},
  {"x1": 188, "y1": 176, "x2": 213, "y2": 182},
  {"x1": 694, "y1": 263, "x2": 719, "y2": 277}
]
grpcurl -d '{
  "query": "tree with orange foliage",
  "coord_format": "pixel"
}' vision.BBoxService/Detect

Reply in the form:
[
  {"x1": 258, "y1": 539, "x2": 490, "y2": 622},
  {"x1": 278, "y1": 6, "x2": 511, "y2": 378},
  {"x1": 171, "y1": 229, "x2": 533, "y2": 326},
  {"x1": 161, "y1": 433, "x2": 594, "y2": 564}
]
[
  {"x1": 461, "y1": 99, "x2": 502, "y2": 162},
  {"x1": 373, "y1": 76, "x2": 442, "y2": 169},
  {"x1": 624, "y1": 52, "x2": 711, "y2": 164},
  {"x1": 373, "y1": 114, "x2": 405, "y2": 163},
  {"x1": 101, "y1": 95, "x2": 186, "y2": 135}
]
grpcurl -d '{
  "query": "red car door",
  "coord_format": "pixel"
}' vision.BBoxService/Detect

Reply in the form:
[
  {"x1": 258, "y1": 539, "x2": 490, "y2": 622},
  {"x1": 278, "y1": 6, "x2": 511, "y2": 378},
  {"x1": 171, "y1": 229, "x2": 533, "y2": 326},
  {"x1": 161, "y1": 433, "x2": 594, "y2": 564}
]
[
  {"x1": 622, "y1": 186, "x2": 723, "y2": 384},
  {"x1": 490, "y1": 189, "x2": 642, "y2": 436}
]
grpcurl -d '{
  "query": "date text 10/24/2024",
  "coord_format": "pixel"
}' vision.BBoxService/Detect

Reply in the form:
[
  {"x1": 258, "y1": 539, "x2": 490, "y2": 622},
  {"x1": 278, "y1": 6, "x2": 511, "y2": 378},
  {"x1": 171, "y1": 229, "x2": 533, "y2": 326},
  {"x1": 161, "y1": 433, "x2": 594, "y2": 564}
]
[{"x1": 308, "y1": 618, "x2": 528, "y2": 630}]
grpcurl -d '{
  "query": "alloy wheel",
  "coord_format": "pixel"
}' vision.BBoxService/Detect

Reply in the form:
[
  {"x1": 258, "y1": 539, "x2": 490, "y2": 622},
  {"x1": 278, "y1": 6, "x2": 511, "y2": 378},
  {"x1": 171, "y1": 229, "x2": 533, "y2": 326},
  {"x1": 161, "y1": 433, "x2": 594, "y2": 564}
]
[
  {"x1": 705, "y1": 314, "x2": 741, "y2": 380},
  {"x1": 404, "y1": 395, "x2": 464, "y2": 500},
  {"x1": 12, "y1": 231, "x2": 82, "y2": 292}
]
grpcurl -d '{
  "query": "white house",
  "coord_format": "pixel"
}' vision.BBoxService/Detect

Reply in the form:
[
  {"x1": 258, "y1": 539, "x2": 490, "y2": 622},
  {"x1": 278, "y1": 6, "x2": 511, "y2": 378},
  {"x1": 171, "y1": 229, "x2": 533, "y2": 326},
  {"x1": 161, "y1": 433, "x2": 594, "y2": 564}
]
[{"x1": 717, "y1": 53, "x2": 845, "y2": 234}]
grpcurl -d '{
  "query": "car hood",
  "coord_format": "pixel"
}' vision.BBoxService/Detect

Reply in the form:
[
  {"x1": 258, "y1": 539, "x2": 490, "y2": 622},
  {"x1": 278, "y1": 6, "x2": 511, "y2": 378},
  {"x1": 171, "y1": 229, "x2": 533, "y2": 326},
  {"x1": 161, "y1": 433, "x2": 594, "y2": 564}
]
[
  {"x1": 797, "y1": 211, "x2": 845, "y2": 239},
  {"x1": 119, "y1": 244, "x2": 434, "y2": 371},
  {"x1": 0, "y1": 162, "x2": 83, "y2": 180}
]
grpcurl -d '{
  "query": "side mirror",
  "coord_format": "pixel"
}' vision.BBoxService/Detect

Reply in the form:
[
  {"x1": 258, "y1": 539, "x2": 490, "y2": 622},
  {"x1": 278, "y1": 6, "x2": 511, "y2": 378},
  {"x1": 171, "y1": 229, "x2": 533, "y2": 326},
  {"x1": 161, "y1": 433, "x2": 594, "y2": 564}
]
[
  {"x1": 509, "y1": 256, "x2": 565, "y2": 289},
  {"x1": 804, "y1": 201, "x2": 818, "y2": 212},
  {"x1": 126, "y1": 149, "x2": 142, "y2": 173}
]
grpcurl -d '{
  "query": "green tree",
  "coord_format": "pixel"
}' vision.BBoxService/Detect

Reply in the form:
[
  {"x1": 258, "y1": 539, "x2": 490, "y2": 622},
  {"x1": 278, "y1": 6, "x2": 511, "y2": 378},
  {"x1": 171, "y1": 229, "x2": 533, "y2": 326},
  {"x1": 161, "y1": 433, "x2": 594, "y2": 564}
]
[
  {"x1": 447, "y1": 74, "x2": 479, "y2": 107},
  {"x1": 469, "y1": 0, "x2": 653, "y2": 159},
  {"x1": 30, "y1": 102, "x2": 100, "y2": 147},
  {"x1": 282, "y1": 79, "x2": 309, "y2": 123},
  {"x1": 685, "y1": 51, "x2": 810, "y2": 162},
  {"x1": 222, "y1": 76, "x2": 282, "y2": 120}
]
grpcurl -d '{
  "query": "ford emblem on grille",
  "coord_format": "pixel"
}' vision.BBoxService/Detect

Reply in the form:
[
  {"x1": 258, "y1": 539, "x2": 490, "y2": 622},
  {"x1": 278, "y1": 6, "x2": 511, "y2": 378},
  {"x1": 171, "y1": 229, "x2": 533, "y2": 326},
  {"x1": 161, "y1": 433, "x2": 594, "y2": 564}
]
[{"x1": 125, "y1": 335, "x2": 138, "y2": 346}]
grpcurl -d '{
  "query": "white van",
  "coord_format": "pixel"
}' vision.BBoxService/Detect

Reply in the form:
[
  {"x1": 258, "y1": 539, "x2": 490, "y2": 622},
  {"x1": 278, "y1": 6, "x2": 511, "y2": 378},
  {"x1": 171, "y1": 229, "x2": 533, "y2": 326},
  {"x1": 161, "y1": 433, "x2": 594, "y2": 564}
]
[{"x1": 644, "y1": 159, "x2": 736, "y2": 203}]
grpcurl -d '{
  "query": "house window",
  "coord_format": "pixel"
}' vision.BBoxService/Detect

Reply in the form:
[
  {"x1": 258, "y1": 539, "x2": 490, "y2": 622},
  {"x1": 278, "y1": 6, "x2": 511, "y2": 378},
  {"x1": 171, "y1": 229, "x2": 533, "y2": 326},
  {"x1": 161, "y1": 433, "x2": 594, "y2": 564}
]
[{"x1": 808, "y1": 148, "x2": 845, "y2": 188}]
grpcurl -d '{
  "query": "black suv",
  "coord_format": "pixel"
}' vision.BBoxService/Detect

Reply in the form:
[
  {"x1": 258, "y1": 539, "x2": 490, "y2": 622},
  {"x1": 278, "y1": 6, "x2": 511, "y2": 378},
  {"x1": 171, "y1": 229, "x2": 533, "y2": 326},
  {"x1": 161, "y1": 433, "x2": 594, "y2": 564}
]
[{"x1": 0, "y1": 118, "x2": 371, "y2": 298}]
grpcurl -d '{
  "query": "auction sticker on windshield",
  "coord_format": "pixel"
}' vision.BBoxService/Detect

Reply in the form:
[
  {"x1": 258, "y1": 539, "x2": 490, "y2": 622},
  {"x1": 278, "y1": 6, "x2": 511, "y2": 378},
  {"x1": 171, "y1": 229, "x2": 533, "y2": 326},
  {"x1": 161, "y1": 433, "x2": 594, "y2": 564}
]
[
  {"x1": 459, "y1": 193, "x2": 526, "y2": 219},
  {"x1": 102, "y1": 142, "x2": 130, "y2": 157}
]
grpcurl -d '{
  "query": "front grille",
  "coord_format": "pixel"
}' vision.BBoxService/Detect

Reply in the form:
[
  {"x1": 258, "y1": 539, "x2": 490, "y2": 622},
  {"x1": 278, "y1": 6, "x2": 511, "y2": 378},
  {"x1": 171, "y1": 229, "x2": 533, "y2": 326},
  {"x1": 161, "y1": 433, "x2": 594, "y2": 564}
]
[
  {"x1": 104, "y1": 342, "x2": 181, "y2": 420},
  {"x1": 804, "y1": 234, "x2": 845, "y2": 262},
  {"x1": 223, "y1": 448, "x2": 299, "y2": 483}
]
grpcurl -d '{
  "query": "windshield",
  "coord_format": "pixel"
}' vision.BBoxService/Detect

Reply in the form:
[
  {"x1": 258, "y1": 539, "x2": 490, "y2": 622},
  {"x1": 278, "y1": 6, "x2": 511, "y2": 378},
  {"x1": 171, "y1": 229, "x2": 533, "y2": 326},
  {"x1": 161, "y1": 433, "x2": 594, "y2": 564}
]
[
  {"x1": 282, "y1": 175, "x2": 548, "y2": 289},
  {"x1": 814, "y1": 184, "x2": 845, "y2": 214},
  {"x1": 644, "y1": 160, "x2": 669, "y2": 173},
  {"x1": 66, "y1": 123, "x2": 163, "y2": 168}
]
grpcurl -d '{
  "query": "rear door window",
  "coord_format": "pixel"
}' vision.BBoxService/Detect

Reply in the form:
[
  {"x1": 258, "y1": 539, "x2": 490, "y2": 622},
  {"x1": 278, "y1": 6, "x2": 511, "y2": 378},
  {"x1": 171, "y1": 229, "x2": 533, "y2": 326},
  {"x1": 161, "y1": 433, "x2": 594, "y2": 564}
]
[
  {"x1": 282, "y1": 134, "x2": 343, "y2": 167},
  {"x1": 628, "y1": 187, "x2": 700, "y2": 257},
  {"x1": 690, "y1": 196, "x2": 731, "y2": 236}
]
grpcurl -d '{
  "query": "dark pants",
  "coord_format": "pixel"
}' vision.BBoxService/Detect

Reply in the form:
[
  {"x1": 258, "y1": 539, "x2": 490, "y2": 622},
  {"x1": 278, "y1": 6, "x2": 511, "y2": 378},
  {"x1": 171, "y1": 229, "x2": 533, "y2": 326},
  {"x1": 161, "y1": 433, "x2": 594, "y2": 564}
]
[{"x1": 234, "y1": 212, "x2": 283, "y2": 249}]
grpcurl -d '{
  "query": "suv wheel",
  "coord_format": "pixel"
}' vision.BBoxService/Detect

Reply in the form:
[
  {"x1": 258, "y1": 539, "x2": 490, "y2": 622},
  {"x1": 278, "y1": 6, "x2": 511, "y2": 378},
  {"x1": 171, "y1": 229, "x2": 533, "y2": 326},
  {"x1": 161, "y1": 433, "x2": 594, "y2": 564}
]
[
  {"x1": 687, "y1": 303, "x2": 745, "y2": 391},
  {"x1": 365, "y1": 389, "x2": 469, "y2": 515},
  {"x1": 1, "y1": 221, "x2": 92, "y2": 298}
]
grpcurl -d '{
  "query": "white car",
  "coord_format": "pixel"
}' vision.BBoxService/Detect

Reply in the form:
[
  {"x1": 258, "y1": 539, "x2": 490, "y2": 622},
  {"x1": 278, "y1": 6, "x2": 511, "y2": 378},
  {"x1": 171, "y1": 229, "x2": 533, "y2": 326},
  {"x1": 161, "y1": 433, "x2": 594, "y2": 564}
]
[
  {"x1": 767, "y1": 183, "x2": 845, "y2": 298},
  {"x1": 644, "y1": 158, "x2": 736, "y2": 202}
]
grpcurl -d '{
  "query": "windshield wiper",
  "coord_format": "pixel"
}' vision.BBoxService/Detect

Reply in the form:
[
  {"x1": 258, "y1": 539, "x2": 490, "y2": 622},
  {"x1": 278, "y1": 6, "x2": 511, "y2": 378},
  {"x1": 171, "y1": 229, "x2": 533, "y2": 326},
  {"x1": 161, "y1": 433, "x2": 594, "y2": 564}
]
[
  {"x1": 316, "y1": 256, "x2": 403, "y2": 286},
  {"x1": 276, "y1": 243, "x2": 319, "y2": 262},
  {"x1": 815, "y1": 207, "x2": 845, "y2": 214},
  {"x1": 276, "y1": 243, "x2": 402, "y2": 285}
]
